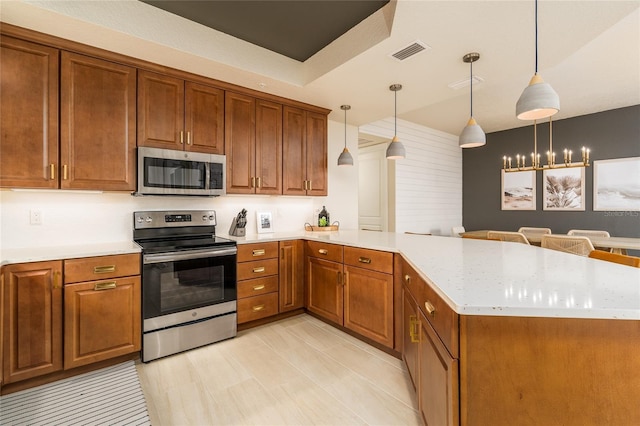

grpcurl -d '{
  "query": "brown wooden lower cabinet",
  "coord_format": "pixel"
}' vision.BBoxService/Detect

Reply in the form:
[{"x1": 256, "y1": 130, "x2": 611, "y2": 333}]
[
  {"x1": 2, "y1": 261, "x2": 63, "y2": 384},
  {"x1": 237, "y1": 242, "x2": 280, "y2": 324},
  {"x1": 419, "y1": 310, "x2": 459, "y2": 426},
  {"x1": 402, "y1": 288, "x2": 419, "y2": 392},
  {"x1": 279, "y1": 240, "x2": 304, "y2": 312},
  {"x1": 64, "y1": 276, "x2": 141, "y2": 369},
  {"x1": 306, "y1": 256, "x2": 343, "y2": 325}
]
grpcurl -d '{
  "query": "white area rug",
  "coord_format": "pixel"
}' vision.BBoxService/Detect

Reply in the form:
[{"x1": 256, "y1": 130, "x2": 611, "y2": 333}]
[{"x1": 0, "y1": 361, "x2": 151, "y2": 426}]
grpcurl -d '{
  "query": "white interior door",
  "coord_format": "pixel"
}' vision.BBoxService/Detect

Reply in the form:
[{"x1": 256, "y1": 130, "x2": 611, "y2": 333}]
[{"x1": 358, "y1": 144, "x2": 388, "y2": 231}]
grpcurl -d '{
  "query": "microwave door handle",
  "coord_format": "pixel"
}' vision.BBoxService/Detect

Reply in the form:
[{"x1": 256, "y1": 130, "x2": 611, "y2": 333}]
[
  {"x1": 205, "y1": 164, "x2": 211, "y2": 190},
  {"x1": 143, "y1": 247, "x2": 237, "y2": 264}
]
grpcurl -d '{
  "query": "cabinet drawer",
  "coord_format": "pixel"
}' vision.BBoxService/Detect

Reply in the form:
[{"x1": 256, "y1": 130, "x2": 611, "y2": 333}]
[
  {"x1": 306, "y1": 241, "x2": 343, "y2": 263},
  {"x1": 237, "y1": 258, "x2": 278, "y2": 281},
  {"x1": 237, "y1": 292, "x2": 279, "y2": 323},
  {"x1": 401, "y1": 258, "x2": 422, "y2": 298},
  {"x1": 237, "y1": 275, "x2": 279, "y2": 299},
  {"x1": 419, "y1": 279, "x2": 459, "y2": 358},
  {"x1": 237, "y1": 242, "x2": 279, "y2": 262},
  {"x1": 64, "y1": 253, "x2": 140, "y2": 283},
  {"x1": 344, "y1": 246, "x2": 393, "y2": 274}
]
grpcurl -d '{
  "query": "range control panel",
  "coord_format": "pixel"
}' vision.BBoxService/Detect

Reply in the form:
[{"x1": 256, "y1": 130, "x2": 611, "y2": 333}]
[{"x1": 134, "y1": 210, "x2": 216, "y2": 229}]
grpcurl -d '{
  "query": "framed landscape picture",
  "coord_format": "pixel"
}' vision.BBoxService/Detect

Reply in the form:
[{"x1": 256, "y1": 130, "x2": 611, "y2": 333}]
[
  {"x1": 501, "y1": 170, "x2": 536, "y2": 210},
  {"x1": 593, "y1": 157, "x2": 640, "y2": 211},
  {"x1": 543, "y1": 167, "x2": 585, "y2": 211}
]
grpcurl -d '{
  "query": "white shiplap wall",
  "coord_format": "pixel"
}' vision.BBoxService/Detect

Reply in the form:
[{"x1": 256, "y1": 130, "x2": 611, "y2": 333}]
[{"x1": 359, "y1": 118, "x2": 462, "y2": 236}]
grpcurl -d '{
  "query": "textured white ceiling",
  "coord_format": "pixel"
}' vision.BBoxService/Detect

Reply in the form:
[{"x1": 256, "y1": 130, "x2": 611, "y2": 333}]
[{"x1": 2, "y1": 0, "x2": 639, "y2": 137}]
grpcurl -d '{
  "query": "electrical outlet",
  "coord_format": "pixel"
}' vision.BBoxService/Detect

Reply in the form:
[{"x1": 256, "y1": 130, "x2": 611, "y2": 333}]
[{"x1": 30, "y1": 210, "x2": 43, "y2": 225}]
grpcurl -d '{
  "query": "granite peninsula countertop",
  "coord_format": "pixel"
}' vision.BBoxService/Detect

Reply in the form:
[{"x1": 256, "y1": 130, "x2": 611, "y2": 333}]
[{"x1": 2, "y1": 231, "x2": 638, "y2": 321}]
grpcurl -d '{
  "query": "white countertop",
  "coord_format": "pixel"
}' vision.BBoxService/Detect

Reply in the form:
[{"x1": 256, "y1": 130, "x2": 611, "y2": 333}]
[
  {"x1": 3, "y1": 231, "x2": 638, "y2": 321},
  {"x1": 0, "y1": 241, "x2": 141, "y2": 266},
  {"x1": 227, "y1": 230, "x2": 640, "y2": 321}
]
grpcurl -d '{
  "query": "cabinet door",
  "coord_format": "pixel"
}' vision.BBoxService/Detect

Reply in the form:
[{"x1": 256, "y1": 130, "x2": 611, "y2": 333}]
[
  {"x1": 279, "y1": 240, "x2": 304, "y2": 312},
  {"x1": 2, "y1": 261, "x2": 63, "y2": 384},
  {"x1": 343, "y1": 265, "x2": 394, "y2": 348},
  {"x1": 60, "y1": 52, "x2": 136, "y2": 191},
  {"x1": 305, "y1": 111, "x2": 328, "y2": 196},
  {"x1": 306, "y1": 257, "x2": 343, "y2": 325},
  {"x1": 225, "y1": 92, "x2": 256, "y2": 194},
  {"x1": 138, "y1": 70, "x2": 184, "y2": 149},
  {"x1": 419, "y1": 311, "x2": 459, "y2": 426},
  {"x1": 255, "y1": 99, "x2": 282, "y2": 194},
  {"x1": 64, "y1": 276, "x2": 141, "y2": 369},
  {"x1": 185, "y1": 81, "x2": 224, "y2": 154},
  {"x1": 0, "y1": 36, "x2": 59, "y2": 189},
  {"x1": 403, "y1": 288, "x2": 419, "y2": 391},
  {"x1": 282, "y1": 106, "x2": 307, "y2": 195}
]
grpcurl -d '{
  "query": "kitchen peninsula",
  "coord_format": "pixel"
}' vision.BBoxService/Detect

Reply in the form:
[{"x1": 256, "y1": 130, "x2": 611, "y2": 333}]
[{"x1": 2, "y1": 231, "x2": 638, "y2": 425}]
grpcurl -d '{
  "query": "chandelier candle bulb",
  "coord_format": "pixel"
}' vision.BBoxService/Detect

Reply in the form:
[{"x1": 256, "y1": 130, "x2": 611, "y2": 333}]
[
  {"x1": 509, "y1": 157, "x2": 512, "y2": 169},
  {"x1": 552, "y1": 152, "x2": 556, "y2": 165},
  {"x1": 569, "y1": 150, "x2": 572, "y2": 163},
  {"x1": 503, "y1": 156, "x2": 507, "y2": 169},
  {"x1": 564, "y1": 149, "x2": 568, "y2": 163}
]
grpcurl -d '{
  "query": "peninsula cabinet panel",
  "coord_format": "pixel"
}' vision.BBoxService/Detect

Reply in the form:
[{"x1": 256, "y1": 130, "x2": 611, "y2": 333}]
[
  {"x1": 2, "y1": 261, "x2": 63, "y2": 384},
  {"x1": 402, "y1": 288, "x2": 419, "y2": 392},
  {"x1": 343, "y1": 265, "x2": 394, "y2": 348},
  {"x1": 459, "y1": 316, "x2": 640, "y2": 426},
  {"x1": 306, "y1": 256, "x2": 343, "y2": 326},
  {"x1": 64, "y1": 276, "x2": 141, "y2": 369},
  {"x1": 0, "y1": 36, "x2": 59, "y2": 189},
  {"x1": 279, "y1": 240, "x2": 304, "y2": 312},
  {"x1": 138, "y1": 70, "x2": 224, "y2": 154},
  {"x1": 282, "y1": 106, "x2": 328, "y2": 196},
  {"x1": 60, "y1": 52, "x2": 136, "y2": 191},
  {"x1": 419, "y1": 310, "x2": 459, "y2": 426}
]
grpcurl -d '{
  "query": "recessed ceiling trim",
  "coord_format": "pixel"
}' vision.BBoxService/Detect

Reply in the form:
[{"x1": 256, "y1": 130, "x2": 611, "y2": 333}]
[{"x1": 389, "y1": 40, "x2": 430, "y2": 61}]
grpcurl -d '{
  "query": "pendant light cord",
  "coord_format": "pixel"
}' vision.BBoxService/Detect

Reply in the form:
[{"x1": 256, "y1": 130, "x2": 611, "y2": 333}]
[
  {"x1": 394, "y1": 89, "x2": 397, "y2": 136},
  {"x1": 470, "y1": 59, "x2": 473, "y2": 117},
  {"x1": 535, "y1": 0, "x2": 538, "y2": 74},
  {"x1": 344, "y1": 107, "x2": 347, "y2": 149}
]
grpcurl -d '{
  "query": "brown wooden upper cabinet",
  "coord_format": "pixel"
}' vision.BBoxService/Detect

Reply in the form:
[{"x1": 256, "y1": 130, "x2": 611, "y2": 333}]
[
  {"x1": 0, "y1": 36, "x2": 136, "y2": 191},
  {"x1": 225, "y1": 92, "x2": 282, "y2": 194},
  {"x1": 1, "y1": 36, "x2": 59, "y2": 189},
  {"x1": 138, "y1": 70, "x2": 224, "y2": 154},
  {"x1": 282, "y1": 106, "x2": 328, "y2": 196}
]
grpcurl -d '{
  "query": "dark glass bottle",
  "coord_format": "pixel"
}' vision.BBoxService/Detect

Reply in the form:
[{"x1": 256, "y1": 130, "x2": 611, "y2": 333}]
[{"x1": 318, "y1": 206, "x2": 329, "y2": 227}]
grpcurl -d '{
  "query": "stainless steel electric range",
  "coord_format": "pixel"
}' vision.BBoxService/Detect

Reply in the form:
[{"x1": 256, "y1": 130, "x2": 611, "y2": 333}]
[{"x1": 133, "y1": 210, "x2": 237, "y2": 362}]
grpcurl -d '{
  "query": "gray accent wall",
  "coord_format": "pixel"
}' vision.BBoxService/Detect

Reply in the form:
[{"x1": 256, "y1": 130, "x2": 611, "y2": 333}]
[{"x1": 463, "y1": 105, "x2": 640, "y2": 251}]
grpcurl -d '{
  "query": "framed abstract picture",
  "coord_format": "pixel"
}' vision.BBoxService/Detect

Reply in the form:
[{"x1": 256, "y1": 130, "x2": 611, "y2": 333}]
[
  {"x1": 543, "y1": 167, "x2": 585, "y2": 211},
  {"x1": 501, "y1": 170, "x2": 536, "y2": 210},
  {"x1": 593, "y1": 157, "x2": 640, "y2": 211}
]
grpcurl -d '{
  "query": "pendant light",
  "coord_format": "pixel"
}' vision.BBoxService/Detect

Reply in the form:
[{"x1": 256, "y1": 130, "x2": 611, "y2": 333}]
[
  {"x1": 386, "y1": 84, "x2": 406, "y2": 160},
  {"x1": 459, "y1": 52, "x2": 486, "y2": 148},
  {"x1": 516, "y1": 0, "x2": 559, "y2": 120},
  {"x1": 337, "y1": 105, "x2": 353, "y2": 166}
]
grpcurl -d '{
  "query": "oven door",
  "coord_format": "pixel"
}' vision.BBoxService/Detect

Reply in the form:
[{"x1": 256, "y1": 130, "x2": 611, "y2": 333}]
[{"x1": 142, "y1": 247, "x2": 237, "y2": 327}]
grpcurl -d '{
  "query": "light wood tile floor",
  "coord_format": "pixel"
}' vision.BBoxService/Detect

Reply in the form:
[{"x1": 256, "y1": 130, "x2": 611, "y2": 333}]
[{"x1": 136, "y1": 314, "x2": 421, "y2": 425}]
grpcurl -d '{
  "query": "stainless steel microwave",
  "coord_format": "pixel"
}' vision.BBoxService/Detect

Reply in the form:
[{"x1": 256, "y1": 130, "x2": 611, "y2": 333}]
[{"x1": 136, "y1": 147, "x2": 226, "y2": 196}]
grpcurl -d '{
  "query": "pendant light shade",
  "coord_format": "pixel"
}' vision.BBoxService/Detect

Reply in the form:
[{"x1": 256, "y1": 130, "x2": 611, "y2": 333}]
[
  {"x1": 337, "y1": 105, "x2": 353, "y2": 166},
  {"x1": 386, "y1": 84, "x2": 406, "y2": 160},
  {"x1": 459, "y1": 52, "x2": 486, "y2": 148},
  {"x1": 516, "y1": 0, "x2": 560, "y2": 120}
]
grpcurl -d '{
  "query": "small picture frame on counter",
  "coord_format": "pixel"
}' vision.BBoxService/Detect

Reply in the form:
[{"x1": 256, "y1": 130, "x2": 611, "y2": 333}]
[{"x1": 256, "y1": 211, "x2": 273, "y2": 233}]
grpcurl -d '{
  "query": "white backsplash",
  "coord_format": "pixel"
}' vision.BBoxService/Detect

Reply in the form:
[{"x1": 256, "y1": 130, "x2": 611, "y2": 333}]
[{"x1": 0, "y1": 120, "x2": 359, "y2": 250}]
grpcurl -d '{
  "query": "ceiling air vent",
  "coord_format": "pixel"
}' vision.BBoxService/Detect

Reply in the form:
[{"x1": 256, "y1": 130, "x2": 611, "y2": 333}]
[
  {"x1": 448, "y1": 75, "x2": 484, "y2": 90},
  {"x1": 389, "y1": 40, "x2": 430, "y2": 61}
]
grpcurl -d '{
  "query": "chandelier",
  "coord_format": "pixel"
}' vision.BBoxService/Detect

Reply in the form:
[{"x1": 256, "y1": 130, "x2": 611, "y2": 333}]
[{"x1": 502, "y1": 118, "x2": 590, "y2": 172}]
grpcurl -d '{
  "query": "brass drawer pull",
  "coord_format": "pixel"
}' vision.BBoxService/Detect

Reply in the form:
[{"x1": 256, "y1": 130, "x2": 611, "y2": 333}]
[
  {"x1": 257, "y1": 177, "x2": 261, "y2": 188},
  {"x1": 94, "y1": 265, "x2": 116, "y2": 274},
  {"x1": 318, "y1": 249, "x2": 328, "y2": 255},
  {"x1": 52, "y1": 271, "x2": 61, "y2": 290},
  {"x1": 337, "y1": 271, "x2": 342, "y2": 286},
  {"x1": 252, "y1": 249, "x2": 265, "y2": 256},
  {"x1": 187, "y1": 131, "x2": 191, "y2": 145},
  {"x1": 404, "y1": 274, "x2": 411, "y2": 283},
  {"x1": 253, "y1": 284, "x2": 265, "y2": 291},
  {"x1": 252, "y1": 267, "x2": 265, "y2": 273},
  {"x1": 308, "y1": 180, "x2": 312, "y2": 191},
  {"x1": 252, "y1": 304, "x2": 265, "y2": 312},
  {"x1": 425, "y1": 301, "x2": 436, "y2": 316},
  {"x1": 180, "y1": 131, "x2": 184, "y2": 144},
  {"x1": 251, "y1": 176, "x2": 256, "y2": 188},
  {"x1": 358, "y1": 257, "x2": 372, "y2": 264},
  {"x1": 409, "y1": 315, "x2": 419, "y2": 343},
  {"x1": 63, "y1": 164, "x2": 68, "y2": 180},
  {"x1": 94, "y1": 281, "x2": 117, "y2": 291},
  {"x1": 50, "y1": 164, "x2": 56, "y2": 180}
]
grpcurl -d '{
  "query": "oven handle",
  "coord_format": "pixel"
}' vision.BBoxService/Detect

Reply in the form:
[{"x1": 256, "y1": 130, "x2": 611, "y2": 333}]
[{"x1": 143, "y1": 247, "x2": 237, "y2": 264}]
